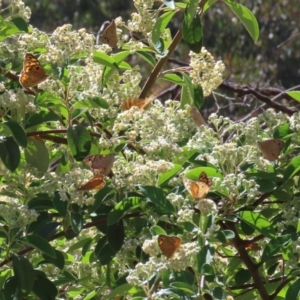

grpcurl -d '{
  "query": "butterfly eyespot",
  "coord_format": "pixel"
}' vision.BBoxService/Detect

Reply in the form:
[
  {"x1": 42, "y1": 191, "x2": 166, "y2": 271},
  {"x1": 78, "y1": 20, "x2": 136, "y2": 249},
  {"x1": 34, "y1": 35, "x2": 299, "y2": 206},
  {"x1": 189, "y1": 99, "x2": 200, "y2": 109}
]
[
  {"x1": 158, "y1": 234, "x2": 181, "y2": 259},
  {"x1": 19, "y1": 53, "x2": 48, "y2": 89},
  {"x1": 183, "y1": 171, "x2": 212, "y2": 201},
  {"x1": 258, "y1": 139, "x2": 284, "y2": 161}
]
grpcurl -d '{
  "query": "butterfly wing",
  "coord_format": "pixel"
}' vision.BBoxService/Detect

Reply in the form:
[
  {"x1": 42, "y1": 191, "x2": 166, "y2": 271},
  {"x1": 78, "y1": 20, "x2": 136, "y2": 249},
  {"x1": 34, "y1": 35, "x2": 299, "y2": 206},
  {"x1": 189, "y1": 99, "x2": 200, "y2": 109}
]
[
  {"x1": 19, "y1": 53, "x2": 48, "y2": 88},
  {"x1": 121, "y1": 98, "x2": 153, "y2": 111},
  {"x1": 158, "y1": 234, "x2": 181, "y2": 259},
  {"x1": 83, "y1": 154, "x2": 115, "y2": 176},
  {"x1": 198, "y1": 172, "x2": 212, "y2": 187},
  {"x1": 183, "y1": 172, "x2": 212, "y2": 200},
  {"x1": 258, "y1": 139, "x2": 285, "y2": 161},
  {"x1": 78, "y1": 175, "x2": 106, "y2": 191},
  {"x1": 190, "y1": 105, "x2": 207, "y2": 127},
  {"x1": 102, "y1": 20, "x2": 117, "y2": 47}
]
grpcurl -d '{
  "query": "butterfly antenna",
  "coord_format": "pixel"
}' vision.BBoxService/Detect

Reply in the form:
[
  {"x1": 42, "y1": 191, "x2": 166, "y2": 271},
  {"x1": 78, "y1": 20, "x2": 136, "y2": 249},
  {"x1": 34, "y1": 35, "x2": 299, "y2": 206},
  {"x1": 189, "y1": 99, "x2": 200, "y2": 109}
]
[{"x1": 96, "y1": 21, "x2": 110, "y2": 45}]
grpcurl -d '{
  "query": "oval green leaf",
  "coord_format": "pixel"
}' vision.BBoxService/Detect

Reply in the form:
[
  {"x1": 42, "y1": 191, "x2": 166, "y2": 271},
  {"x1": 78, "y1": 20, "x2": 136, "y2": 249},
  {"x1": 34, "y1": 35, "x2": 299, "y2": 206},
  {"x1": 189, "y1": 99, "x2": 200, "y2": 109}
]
[
  {"x1": 67, "y1": 125, "x2": 91, "y2": 161},
  {"x1": 25, "y1": 137, "x2": 49, "y2": 174}
]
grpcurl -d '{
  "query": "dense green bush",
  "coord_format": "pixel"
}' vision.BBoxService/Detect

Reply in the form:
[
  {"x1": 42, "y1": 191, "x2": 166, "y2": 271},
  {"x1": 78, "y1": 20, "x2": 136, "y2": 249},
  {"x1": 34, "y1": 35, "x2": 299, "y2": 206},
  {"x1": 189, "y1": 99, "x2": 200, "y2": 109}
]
[{"x1": 1, "y1": 0, "x2": 300, "y2": 299}]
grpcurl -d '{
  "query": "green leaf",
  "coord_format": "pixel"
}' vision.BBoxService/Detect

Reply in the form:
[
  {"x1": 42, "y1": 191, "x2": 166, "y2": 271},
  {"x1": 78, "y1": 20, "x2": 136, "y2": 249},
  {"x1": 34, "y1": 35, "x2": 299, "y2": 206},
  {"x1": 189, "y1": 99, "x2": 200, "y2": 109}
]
[
  {"x1": 136, "y1": 51, "x2": 156, "y2": 66},
  {"x1": 274, "y1": 124, "x2": 293, "y2": 138},
  {"x1": 106, "y1": 283, "x2": 135, "y2": 298},
  {"x1": 53, "y1": 191, "x2": 68, "y2": 216},
  {"x1": 152, "y1": 11, "x2": 176, "y2": 45},
  {"x1": 193, "y1": 86, "x2": 204, "y2": 109},
  {"x1": 25, "y1": 111, "x2": 60, "y2": 129},
  {"x1": 11, "y1": 17, "x2": 28, "y2": 32},
  {"x1": 107, "y1": 221, "x2": 125, "y2": 252},
  {"x1": 32, "y1": 271, "x2": 58, "y2": 300},
  {"x1": 67, "y1": 125, "x2": 91, "y2": 161},
  {"x1": 12, "y1": 254, "x2": 35, "y2": 297},
  {"x1": 203, "y1": 0, "x2": 218, "y2": 13},
  {"x1": 73, "y1": 97, "x2": 109, "y2": 109},
  {"x1": 28, "y1": 194, "x2": 54, "y2": 211},
  {"x1": 212, "y1": 287, "x2": 226, "y2": 300},
  {"x1": 196, "y1": 244, "x2": 214, "y2": 272},
  {"x1": 223, "y1": 0, "x2": 259, "y2": 42},
  {"x1": 238, "y1": 211, "x2": 276, "y2": 238},
  {"x1": 234, "y1": 269, "x2": 251, "y2": 285},
  {"x1": 158, "y1": 164, "x2": 182, "y2": 186},
  {"x1": 261, "y1": 235, "x2": 291, "y2": 262},
  {"x1": 282, "y1": 155, "x2": 300, "y2": 184},
  {"x1": 0, "y1": 137, "x2": 20, "y2": 171},
  {"x1": 182, "y1": 14, "x2": 203, "y2": 53},
  {"x1": 180, "y1": 73, "x2": 194, "y2": 108},
  {"x1": 3, "y1": 277, "x2": 19, "y2": 300},
  {"x1": 70, "y1": 212, "x2": 83, "y2": 235},
  {"x1": 42, "y1": 249, "x2": 65, "y2": 270},
  {"x1": 93, "y1": 51, "x2": 119, "y2": 69},
  {"x1": 0, "y1": 17, "x2": 23, "y2": 41},
  {"x1": 184, "y1": 0, "x2": 199, "y2": 26},
  {"x1": 139, "y1": 186, "x2": 175, "y2": 214},
  {"x1": 68, "y1": 237, "x2": 91, "y2": 252},
  {"x1": 35, "y1": 92, "x2": 68, "y2": 118},
  {"x1": 162, "y1": 73, "x2": 185, "y2": 86},
  {"x1": 287, "y1": 91, "x2": 300, "y2": 102},
  {"x1": 19, "y1": 235, "x2": 56, "y2": 258},
  {"x1": 286, "y1": 278, "x2": 300, "y2": 300},
  {"x1": 2, "y1": 121, "x2": 27, "y2": 147},
  {"x1": 107, "y1": 197, "x2": 142, "y2": 226},
  {"x1": 112, "y1": 51, "x2": 131, "y2": 64},
  {"x1": 25, "y1": 137, "x2": 49, "y2": 174},
  {"x1": 96, "y1": 240, "x2": 116, "y2": 265}
]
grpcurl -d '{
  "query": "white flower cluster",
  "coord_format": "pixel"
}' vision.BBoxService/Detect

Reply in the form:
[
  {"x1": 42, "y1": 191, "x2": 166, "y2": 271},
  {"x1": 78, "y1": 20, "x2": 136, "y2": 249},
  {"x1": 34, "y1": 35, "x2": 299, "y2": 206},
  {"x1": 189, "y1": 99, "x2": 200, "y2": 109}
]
[
  {"x1": 112, "y1": 153, "x2": 173, "y2": 189},
  {"x1": 189, "y1": 48, "x2": 225, "y2": 96},
  {"x1": 129, "y1": 0, "x2": 156, "y2": 38},
  {"x1": 0, "y1": 200, "x2": 38, "y2": 229}
]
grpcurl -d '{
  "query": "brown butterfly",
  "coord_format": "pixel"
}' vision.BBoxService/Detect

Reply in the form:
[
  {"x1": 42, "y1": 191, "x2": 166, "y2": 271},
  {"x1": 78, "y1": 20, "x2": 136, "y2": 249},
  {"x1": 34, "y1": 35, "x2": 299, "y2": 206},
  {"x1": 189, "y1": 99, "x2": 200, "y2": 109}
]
[
  {"x1": 183, "y1": 172, "x2": 212, "y2": 201},
  {"x1": 158, "y1": 234, "x2": 181, "y2": 259},
  {"x1": 257, "y1": 139, "x2": 285, "y2": 161},
  {"x1": 102, "y1": 20, "x2": 118, "y2": 47},
  {"x1": 19, "y1": 53, "x2": 48, "y2": 89},
  {"x1": 190, "y1": 105, "x2": 207, "y2": 127},
  {"x1": 121, "y1": 98, "x2": 153, "y2": 112},
  {"x1": 83, "y1": 153, "x2": 115, "y2": 176},
  {"x1": 78, "y1": 175, "x2": 106, "y2": 191}
]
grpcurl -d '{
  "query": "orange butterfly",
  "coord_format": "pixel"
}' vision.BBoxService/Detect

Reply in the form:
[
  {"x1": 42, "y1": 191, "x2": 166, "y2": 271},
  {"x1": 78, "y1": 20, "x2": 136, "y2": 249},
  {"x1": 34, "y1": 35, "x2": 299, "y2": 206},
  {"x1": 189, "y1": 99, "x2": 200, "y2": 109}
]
[
  {"x1": 78, "y1": 175, "x2": 106, "y2": 191},
  {"x1": 19, "y1": 53, "x2": 48, "y2": 89},
  {"x1": 83, "y1": 153, "x2": 115, "y2": 176},
  {"x1": 158, "y1": 235, "x2": 181, "y2": 259},
  {"x1": 183, "y1": 172, "x2": 212, "y2": 201},
  {"x1": 257, "y1": 139, "x2": 284, "y2": 161},
  {"x1": 121, "y1": 98, "x2": 153, "y2": 112}
]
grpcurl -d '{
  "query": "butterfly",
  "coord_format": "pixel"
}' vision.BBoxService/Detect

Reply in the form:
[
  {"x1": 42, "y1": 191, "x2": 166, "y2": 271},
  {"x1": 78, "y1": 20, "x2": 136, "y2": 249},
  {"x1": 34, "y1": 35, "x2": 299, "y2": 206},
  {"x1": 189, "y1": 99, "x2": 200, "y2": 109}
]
[
  {"x1": 83, "y1": 153, "x2": 115, "y2": 176},
  {"x1": 102, "y1": 20, "x2": 118, "y2": 47},
  {"x1": 158, "y1": 234, "x2": 181, "y2": 259},
  {"x1": 183, "y1": 171, "x2": 212, "y2": 200},
  {"x1": 121, "y1": 98, "x2": 153, "y2": 112},
  {"x1": 190, "y1": 105, "x2": 207, "y2": 127},
  {"x1": 78, "y1": 175, "x2": 106, "y2": 191},
  {"x1": 19, "y1": 53, "x2": 48, "y2": 89},
  {"x1": 257, "y1": 139, "x2": 285, "y2": 161}
]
